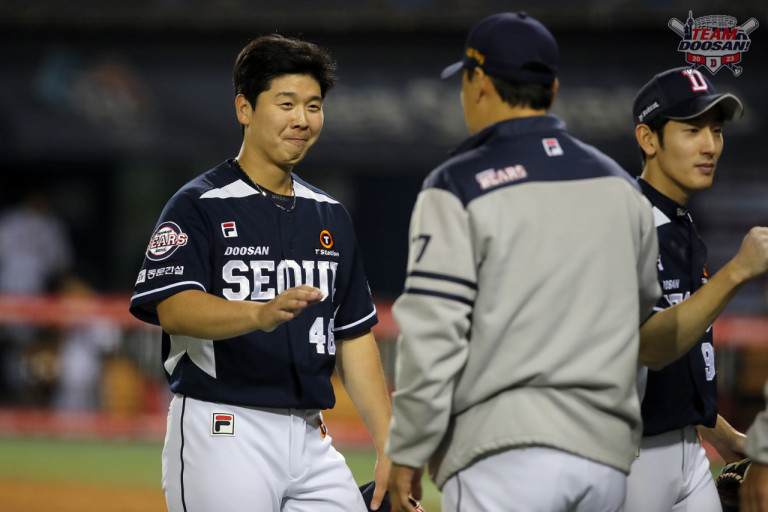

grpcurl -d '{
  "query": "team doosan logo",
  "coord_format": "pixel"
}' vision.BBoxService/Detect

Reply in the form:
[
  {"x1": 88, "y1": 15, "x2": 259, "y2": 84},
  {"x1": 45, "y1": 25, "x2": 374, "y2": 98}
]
[
  {"x1": 146, "y1": 222, "x2": 188, "y2": 261},
  {"x1": 669, "y1": 10, "x2": 758, "y2": 75},
  {"x1": 211, "y1": 413, "x2": 235, "y2": 436}
]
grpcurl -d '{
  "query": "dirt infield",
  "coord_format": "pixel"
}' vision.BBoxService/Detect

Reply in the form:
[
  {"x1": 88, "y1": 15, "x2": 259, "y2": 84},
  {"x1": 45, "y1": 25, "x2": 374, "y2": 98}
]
[{"x1": 0, "y1": 477, "x2": 166, "y2": 512}]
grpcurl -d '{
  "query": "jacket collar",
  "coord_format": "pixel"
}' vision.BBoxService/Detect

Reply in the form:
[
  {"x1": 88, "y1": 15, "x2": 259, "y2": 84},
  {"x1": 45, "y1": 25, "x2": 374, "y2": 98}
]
[
  {"x1": 450, "y1": 114, "x2": 567, "y2": 156},
  {"x1": 638, "y1": 178, "x2": 690, "y2": 219}
]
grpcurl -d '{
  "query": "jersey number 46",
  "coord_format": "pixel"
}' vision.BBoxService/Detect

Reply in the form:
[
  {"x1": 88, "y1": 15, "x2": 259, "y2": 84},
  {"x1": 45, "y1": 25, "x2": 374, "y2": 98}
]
[{"x1": 309, "y1": 317, "x2": 336, "y2": 355}]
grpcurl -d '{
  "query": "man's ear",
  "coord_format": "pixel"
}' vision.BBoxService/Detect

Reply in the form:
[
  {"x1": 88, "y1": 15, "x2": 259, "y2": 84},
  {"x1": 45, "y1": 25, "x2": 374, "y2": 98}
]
[
  {"x1": 635, "y1": 124, "x2": 658, "y2": 159},
  {"x1": 470, "y1": 67, "x2": 494, "y2": 102},
  {"x1": 235, "y1": 94, "x2": 253, "y2": 127}
]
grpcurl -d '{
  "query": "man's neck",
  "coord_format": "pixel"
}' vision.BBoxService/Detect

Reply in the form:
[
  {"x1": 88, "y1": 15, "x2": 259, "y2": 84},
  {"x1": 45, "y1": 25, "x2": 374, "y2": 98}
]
[
  {"x1": 640, "y1": 166, "x2": 691, "y2": 206},
  {"x1": 235, "y1": 150, "x2": 293, "y2": 195}
]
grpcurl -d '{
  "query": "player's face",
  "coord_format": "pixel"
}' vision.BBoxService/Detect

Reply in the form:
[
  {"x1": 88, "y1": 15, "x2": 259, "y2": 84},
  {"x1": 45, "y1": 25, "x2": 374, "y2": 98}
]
[
  {"x1": 650, "y1": 109, "x2": 724, "y2": 204},
  {"x1": 247, "y1": 73, "x2": 324, "y2": 171}
]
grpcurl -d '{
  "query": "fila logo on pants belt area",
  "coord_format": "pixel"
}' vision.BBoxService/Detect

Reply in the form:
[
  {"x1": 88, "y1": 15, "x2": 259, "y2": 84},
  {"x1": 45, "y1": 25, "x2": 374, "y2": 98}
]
[{"x1": 212, "y1": 413, "x2": 235, "y2": 436}]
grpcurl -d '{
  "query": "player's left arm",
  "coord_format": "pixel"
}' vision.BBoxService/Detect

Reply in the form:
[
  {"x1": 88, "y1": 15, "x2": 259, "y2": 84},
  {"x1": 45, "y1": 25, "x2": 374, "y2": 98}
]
[
  {"x1": 639, "y1": 227, "x2": 768, "y2": 370},
  {"x1": 699, "y1": 414, "x2": 746, "y2": 464},
  {"x1": 335, "y1": 329, "x2": 392, "y2": 511}
]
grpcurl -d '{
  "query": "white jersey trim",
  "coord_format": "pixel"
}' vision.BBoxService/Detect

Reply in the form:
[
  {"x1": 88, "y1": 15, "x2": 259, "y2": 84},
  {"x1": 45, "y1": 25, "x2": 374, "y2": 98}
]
[
  {"x1": 334, "y1": 306, "x2": 377, "y2": 333},
  {"x1": 652, "y1": 206, "x2": 671, "y2": 228},
  {"x1": 199, "y1": 178, "x2": 338, "y2": 205},
  {"x1": 200, "y1": 179, "x2": 258, "y2": 199},
  {"x1": 294, "y1": 181, "x2": 339, "y2": 204},
  {"x1": 165, "y1": 334, "x2": 217, "y2": 378},
  {"x1": 131, "y1": 280, "x2": 207, "y2": 301}
]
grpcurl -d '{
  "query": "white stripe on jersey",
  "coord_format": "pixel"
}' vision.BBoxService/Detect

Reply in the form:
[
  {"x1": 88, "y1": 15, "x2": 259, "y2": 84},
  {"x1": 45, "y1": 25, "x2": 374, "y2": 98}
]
[
  {"x1": 294, "y1": 181, "x2": 339, "y2": 204},
  {"x1": 334, "y1": 306, "x2": 377, "y2": 333},
  {"x1": 200, "y1": 180, "x2": 259, "y2": 199},
  {"x1": 198, "y1": 178, "x2": 339, "y2": 205},
  {"x1": 652, "y1": 206, "x2": 671, "y2": 228},
  {"x1": 165, "y1": 334, "x2": 217, "y2": 378},
  {"x1": 131, "y1": 280, "x2": 207, "y2": 301}
]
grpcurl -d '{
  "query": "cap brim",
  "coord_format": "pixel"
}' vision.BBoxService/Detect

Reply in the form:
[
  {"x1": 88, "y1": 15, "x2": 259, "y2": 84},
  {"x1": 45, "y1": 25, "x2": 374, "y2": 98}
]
[
  {"x1": 666, "y1": 93, "x2": 744, "y2": 122},
  {"x1": 440, "y1": 61, "x2": 464, "y2": 80}
]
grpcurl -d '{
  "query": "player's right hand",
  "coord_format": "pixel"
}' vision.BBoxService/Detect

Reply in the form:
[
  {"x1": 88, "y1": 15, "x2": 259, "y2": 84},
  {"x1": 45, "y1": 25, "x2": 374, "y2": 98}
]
[
  {"x1": 732, "y1": 227, "x2": 768, "y2": 282},
  {"x1": 257, "y1": 285, "x2": 323, "y2": 332},
  {"x1": 387, "y1": 464, "x2": 425, "y2": 512}
]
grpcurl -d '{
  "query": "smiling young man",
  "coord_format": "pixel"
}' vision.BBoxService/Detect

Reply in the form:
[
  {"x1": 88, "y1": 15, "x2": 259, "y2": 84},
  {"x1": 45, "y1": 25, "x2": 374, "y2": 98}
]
[
  {"x1": 129, "y1": 34, "x2": 392, "y2": 511},
  {"x1": 626, "y1": 67, "x2": 768, "y2": 512}
]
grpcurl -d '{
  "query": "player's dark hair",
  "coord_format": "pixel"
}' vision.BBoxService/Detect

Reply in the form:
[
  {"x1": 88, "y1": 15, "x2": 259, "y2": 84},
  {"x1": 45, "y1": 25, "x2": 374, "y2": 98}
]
[
  {"x1": 639, "y1": 116, "x2": 669, "y2": 168},
  {"x1": 233, "y1": 34, "x2": 337, "y2": 121},
  {"x1": 467, "y1": 65, "x2": 555, "y2": 110}
]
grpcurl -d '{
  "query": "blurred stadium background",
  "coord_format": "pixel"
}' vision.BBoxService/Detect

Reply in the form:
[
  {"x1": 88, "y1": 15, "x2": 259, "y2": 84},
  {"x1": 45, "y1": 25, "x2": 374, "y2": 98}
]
[{"x1": 0, "y1": 1, "x2": 766, "y2": 510}]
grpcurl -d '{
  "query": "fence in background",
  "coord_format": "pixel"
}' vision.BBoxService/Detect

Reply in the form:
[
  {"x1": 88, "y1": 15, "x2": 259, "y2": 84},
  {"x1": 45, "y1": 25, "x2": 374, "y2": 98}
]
[{"x1": 0, "y1": 294, "x2": 766, "y2": 448}]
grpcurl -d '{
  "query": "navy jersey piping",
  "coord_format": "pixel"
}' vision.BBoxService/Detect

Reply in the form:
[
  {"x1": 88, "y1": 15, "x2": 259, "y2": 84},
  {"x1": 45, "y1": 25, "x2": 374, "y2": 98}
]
[
  {"x1": 179, "y1": 395, "x2": 188, "y2": 512},
  {"x1": 403, "y1": 288, "x2": 474, "y2": 307},
  {"x1": 407, "y1": 270, "x2": 478, "y2": 290}
]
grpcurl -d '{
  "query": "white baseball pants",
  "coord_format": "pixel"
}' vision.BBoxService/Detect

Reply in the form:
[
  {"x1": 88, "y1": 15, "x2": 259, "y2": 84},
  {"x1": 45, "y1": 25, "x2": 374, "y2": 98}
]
[
  {"x1": 441, "y1": 446, "x2": 627, "y2": 511},
  {"x1": 625, "y1": 425, "x2": 721, "y2": 512},
  {"x1": 162, "y1": 394, "x2": 367, "y2": 512}
]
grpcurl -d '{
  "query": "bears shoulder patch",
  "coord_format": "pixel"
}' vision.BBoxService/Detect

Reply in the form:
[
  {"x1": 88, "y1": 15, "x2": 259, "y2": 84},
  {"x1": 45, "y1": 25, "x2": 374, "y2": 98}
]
[{"x1": 147, "y1": 222, "x2": 188, "y2": 261}]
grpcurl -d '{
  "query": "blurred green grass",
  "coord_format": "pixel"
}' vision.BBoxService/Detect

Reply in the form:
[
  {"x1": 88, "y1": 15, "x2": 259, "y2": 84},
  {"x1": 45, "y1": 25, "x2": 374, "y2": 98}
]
[
  {"x1": 0, "y1": 436, "x2": 729, "y2": 512},
  {"x1": 0, "y1": 437, "x2": 442, "y2": 510},
  {"x1": 0, "y1": 437, "x2": 161, "y2": 487}
]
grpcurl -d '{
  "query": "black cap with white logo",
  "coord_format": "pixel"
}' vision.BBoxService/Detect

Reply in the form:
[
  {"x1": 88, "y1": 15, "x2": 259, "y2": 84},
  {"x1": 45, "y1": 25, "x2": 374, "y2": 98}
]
[{"x1": 632, "y1": 67, "x2": 743, "y2": 126}]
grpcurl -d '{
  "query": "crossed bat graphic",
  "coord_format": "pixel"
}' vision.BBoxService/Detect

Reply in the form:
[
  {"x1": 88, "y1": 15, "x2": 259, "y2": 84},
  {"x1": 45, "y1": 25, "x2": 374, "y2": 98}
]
[{"x1": 668, "y1": 17, "x2": 759, "y2": 75}]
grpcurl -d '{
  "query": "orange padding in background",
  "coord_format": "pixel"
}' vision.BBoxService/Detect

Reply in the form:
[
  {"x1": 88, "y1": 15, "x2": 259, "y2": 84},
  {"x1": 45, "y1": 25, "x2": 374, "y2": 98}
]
[{"x1": 0, "y1": 294, "x2": 401, "y2": 335}]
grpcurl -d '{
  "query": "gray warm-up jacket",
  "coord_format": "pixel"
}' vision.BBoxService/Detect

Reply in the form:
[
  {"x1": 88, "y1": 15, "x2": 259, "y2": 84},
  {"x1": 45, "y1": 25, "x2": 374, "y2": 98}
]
[{"x1": 386, "y1": 115, "x2": 661, "y2": 489}]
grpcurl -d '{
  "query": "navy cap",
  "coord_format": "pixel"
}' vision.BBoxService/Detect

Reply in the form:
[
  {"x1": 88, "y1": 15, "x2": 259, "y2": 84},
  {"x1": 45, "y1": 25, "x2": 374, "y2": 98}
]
[
  {"x1": 633, "y1": 67, "x2": 743, "y2": 126},
  {"x1": 441, "y1": 12, "x2": 558, "y2": 84}
]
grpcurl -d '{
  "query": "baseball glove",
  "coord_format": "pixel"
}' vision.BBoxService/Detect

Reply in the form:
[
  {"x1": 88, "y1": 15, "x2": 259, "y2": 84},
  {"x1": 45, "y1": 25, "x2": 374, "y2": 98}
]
[{"x1": 716, "y1": 457, "x2": 752, "y2": 512}]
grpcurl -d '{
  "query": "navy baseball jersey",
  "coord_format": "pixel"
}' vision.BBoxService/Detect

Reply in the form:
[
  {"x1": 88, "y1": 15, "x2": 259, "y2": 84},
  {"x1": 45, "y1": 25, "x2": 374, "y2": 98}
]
[
  {"x1": 129, "y1": 159, "x2": 377, "y2": 409},
  {"x1": 638, "y1": 178, "x2": 717, "y2": 435}
]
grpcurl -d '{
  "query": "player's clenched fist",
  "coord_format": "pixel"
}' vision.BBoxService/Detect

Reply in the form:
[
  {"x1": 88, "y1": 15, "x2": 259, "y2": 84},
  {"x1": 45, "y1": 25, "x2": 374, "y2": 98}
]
[
  {"x1": 256, "y1": 285, "x2": 324, "y2": 332},
  {"x1": 731, "y1": 227, "x2": 768, "y2": 282}
]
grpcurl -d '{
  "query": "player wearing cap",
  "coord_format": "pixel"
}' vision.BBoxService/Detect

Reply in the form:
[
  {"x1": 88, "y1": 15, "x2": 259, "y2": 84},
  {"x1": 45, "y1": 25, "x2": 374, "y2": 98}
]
[
  {"x1": 385, "y1": 12, "x2": 661, "y2": 512},
  {"x1": 625, "y1": 68, "x2": 768, "y2": 511},
  {"x1": 129, "y1": 34, "x2": 393, "y2": 511}
]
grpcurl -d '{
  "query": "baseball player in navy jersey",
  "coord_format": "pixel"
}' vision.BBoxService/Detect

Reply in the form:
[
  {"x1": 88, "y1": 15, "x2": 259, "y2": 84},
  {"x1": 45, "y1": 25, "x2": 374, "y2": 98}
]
[
  {"x1": 625, "y1": 67, "x2": 768, "y2": 511},
  {"x1": 129, "y1": 34, "x2": 392, "y2": 511},
  {"x1": 385, "y1": 13, "x2": 661, "y2": 512}
]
